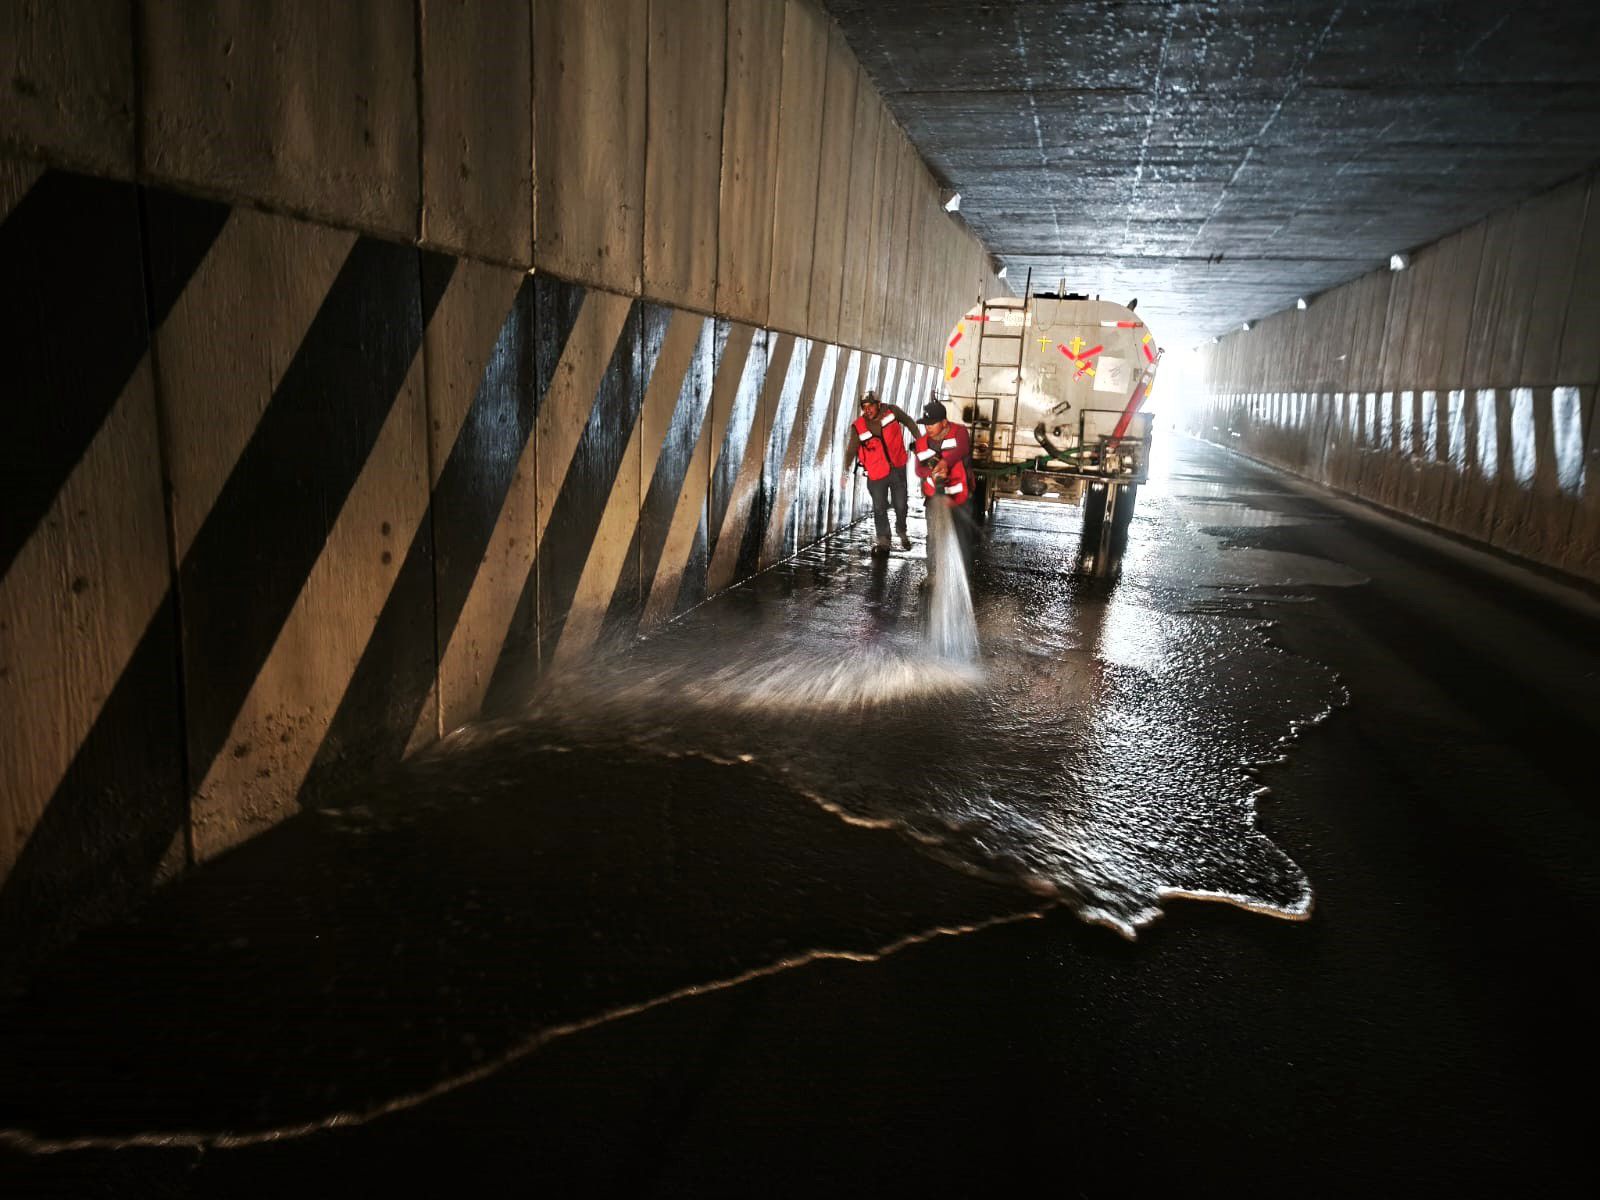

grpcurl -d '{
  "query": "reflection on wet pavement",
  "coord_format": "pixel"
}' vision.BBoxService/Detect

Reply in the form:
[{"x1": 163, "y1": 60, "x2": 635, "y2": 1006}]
[
  {"x1": 472, "y1": 437, "x2": 1359, "y2": 935},
  {"x1": 0, "y1": 436, "x2": 1365, "y2": 1151}
]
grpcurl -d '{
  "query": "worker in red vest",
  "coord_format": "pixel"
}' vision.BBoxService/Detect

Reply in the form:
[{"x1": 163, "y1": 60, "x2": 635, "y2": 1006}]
[
  {"x1": 912, "y1": 399, "x2": 972, "y2": 505},
  {"x1": 912, "y1": 398, "x2": 977, "y2": 572},
  {"x1": 853, "y1": 390, "x2": 912, "y2": 555}
]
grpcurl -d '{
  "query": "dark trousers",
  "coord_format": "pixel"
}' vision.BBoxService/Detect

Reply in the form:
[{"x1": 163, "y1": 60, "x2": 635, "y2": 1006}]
[{"x1": 866, "y1": 469, "x2": 908, "y2": 544}]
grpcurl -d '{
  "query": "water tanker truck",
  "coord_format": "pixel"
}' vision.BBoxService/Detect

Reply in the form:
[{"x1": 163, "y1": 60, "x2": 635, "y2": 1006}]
[{"x1": 942, "y1": 283, "x2": 1162, "y2": 575}]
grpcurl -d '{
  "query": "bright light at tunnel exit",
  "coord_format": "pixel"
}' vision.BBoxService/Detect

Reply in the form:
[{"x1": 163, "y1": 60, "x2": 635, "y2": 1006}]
[{"x1": 1153, "y1": 348, "x2": 1207, "y2": 434}]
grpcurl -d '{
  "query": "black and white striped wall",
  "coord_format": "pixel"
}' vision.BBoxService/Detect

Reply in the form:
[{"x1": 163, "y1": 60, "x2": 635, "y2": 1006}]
[
  {"x1": 1, "y1": 0, "x2": 1002, "y2": 984},
  {"x1": 0, "y1": 165, "x2": 943, "y2": 984}
]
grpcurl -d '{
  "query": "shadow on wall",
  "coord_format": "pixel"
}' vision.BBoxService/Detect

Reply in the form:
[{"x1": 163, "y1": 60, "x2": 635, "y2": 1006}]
[{"x1": 0, "y1": 167, "x2": 938, "y2": 993}]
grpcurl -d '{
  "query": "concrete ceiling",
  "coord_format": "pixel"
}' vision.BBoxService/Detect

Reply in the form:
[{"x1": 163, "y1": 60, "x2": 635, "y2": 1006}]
[{"x1": 824, "y1": 0, "x2": 1600, "y2": 348}]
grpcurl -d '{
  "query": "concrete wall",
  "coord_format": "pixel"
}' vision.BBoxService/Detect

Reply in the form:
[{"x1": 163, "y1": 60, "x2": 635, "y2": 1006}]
[
  {"x1": 0, "y1": 0, "x2": 998, "y2": 987},
  {"x1": 1185, "y1": 168, "x2": 1600, "y2": 588},
  {"x1": 1, "y1": 0, "x2": 991, "y2": 338}
]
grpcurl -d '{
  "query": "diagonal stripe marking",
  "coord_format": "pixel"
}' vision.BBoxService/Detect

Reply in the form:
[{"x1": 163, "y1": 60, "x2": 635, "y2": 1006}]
[
  {"x1": 0, "y1": 589, "x2": 186, "y2": 978},
  {"x1": 404, "y1": 275, "x2": 539, "y2": 749},
  {"x1": 878, "y1": 356, "x2": 898, "y2": 410},
  {"x1": 432, "y1": 287, "x2": 634, "y2": 730},
  {"x1": 191, "y1": 350, "x2": 432, "y2": 858},
  {"x1": 1, "y1": 173, "x2": 226, "y2": 579},
  {"x1": 632, "y1": 316, "x2": 716, "y2": 622},
  {"x1": 533, "y1": 290, "x2": 636, "y2": 552},
  {"x1": 177, "y1": 238, "x2": 447, "y2": 788},
  {"x1": 311, "y1": 264, "x2": 531, "y2": 778},
  {"x1": 763, "y1": 343, "x2": 831, "y2": 563},
  {"x1": 532, "y1": 299, "x2": 648, "y2": 666},
  {"x1": 817, "y1": 349, "x2": 860, "y2": 530},
  {"x1": 153, "y1": 206, "x2": 357, "y2": 559},
  {"x1": 641, "y1": 324, "x2": 756, "y2": 630},
  {"x1": 704, "y1": 329, "x2": 769, "y2": 552},
  {"x1": 553, "y1": 309, "x2": 703, "y2": 666},
  {"x1": 707, "y1": 333, "x2": 795, "y2": 594},
  {"x1": 790, "y1": 344, "x2": 845, "y2": 549},
  {"x1": 0, "y1": 362, "x2": 169, "y2": 878},
  {"x1": 835, "y1": 352, "x2": 878, "y2": 522},
  {"x1": 420, "y1": 265, "x2": 529, "y2": 489},
  {"x1": 423, "y1": 268, "x2": 535, "y2": 636},
  {"x1": 798, "y1": 344, "x2": 850, "y2": 543}
]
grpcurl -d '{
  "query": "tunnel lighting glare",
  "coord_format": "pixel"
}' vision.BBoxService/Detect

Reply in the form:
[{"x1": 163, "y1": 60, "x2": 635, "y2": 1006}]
[
  {"x1": 1211, "y1": 336, "x2": 1220, "y2": 345},
  {"x1": 1241, "y1": 321, "x2": 1253, "y2": 331},
  {"x1": 1390, "y1": 252, "x2": 1409, "y2": 271},
  {"x1": 997, "y1": 266, "x2": 1008, "y2": 279},
  {"x1": 1296, "y1": 297, "x2": 1308, "y2": 310},
  {"x1": 944, "y1": 192, "x2": 962, "y2": 212}
]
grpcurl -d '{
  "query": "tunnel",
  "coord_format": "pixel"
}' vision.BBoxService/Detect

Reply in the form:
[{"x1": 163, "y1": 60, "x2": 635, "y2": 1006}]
[{"x1": 1, "y1": 1, "x2": 1598, "y2": 1193}]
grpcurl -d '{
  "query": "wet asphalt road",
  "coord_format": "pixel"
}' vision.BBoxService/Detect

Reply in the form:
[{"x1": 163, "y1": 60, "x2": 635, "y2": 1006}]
[{"x1": 2, "y1": 435, "x2": 1597, "y2": 1197}]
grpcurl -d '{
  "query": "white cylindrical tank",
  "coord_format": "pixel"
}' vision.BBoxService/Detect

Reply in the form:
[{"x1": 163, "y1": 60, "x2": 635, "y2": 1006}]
[{"x1": 944, "y1": 296, "x2": 1158, "y2": 463}]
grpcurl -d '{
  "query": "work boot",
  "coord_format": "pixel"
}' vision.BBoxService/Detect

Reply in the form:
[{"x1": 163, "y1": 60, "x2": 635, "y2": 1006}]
[
  {"x1": 872, "y1": 538, "x2": 890, "y2": 557},
  {"x1": 898, "y1": 530, "x2": 912, "y2": 550}
]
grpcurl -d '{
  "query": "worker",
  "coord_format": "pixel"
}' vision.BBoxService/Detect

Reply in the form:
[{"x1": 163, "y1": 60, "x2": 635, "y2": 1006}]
[
  {"x1": 911, "y1": 398, "x2": 977, "y2": 571},
  {"x1": 914, "y1": 397, "x2": 972, "y2": 486},
  {"x1": 852, "y1": 390, "x2": 912, "y2": 555}
]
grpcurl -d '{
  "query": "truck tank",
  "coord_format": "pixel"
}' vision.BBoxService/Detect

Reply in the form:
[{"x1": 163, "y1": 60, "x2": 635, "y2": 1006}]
[{"x1": 942, "y1": 289, "x2": 1163, "y2": 574}]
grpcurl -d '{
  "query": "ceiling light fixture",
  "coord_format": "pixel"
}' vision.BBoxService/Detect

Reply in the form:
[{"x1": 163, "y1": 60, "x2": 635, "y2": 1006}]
[
  {"x1": 1242, "y1": 321, "x2": 1253, "y2": 331},
  {"x1": 1389, "y1": 252, "x2": 1409, "y2": 271},
  {"x1": 1296, "y1": 297, "x2": 1308, "y2": 310},
  {"x1": 997, "y1": 266, "x2": 1008, "y2": 279},
  {"x1": 943, "y1": 191, "x2": 962, "y2": 213}
]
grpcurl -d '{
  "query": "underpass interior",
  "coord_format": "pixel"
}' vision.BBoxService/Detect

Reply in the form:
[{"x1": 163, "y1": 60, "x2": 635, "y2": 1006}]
[{"x1": 2, "y1": 2, "x2": 1598, "y2": 1194}]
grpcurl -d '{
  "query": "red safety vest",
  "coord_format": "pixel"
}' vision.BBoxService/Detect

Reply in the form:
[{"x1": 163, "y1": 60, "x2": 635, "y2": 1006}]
[
  {"x1": 913, "y1": 429, "x2": 970, "y2": 505},
  {"x1": 854, "y1": 413, "x2": 910, "y2": 481}
]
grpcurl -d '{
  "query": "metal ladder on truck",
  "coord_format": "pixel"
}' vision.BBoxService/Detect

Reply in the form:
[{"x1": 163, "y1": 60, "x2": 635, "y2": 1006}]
[{"x1": 968, "y1": 269, "x2": 1032, "y2": 470}]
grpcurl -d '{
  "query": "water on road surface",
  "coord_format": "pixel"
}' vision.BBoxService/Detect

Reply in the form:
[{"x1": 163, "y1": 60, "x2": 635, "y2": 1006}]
[
  {"x1": 924, "y1": 499, "x2": 980, "y2": 662},
  {"x1": 0, "y1": 436, "x2": 1378, "y2": 1155},
  {"x1": 6, "y1": 435, "x2": 1590, "y2": 1191},
  {"x1": 420, "y1": 437, "x2": 1359, "y2": 935}
]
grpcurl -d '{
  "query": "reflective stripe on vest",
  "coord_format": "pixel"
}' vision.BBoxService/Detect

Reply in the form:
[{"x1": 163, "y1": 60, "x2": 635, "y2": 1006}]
[{"x1": 914, "y1": 433, "x2": 969, "y2": 504}]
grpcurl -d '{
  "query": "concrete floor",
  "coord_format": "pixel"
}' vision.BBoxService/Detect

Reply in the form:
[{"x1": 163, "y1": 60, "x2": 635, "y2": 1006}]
[{"x1": 2, "y1": 435, "x2": 1596, "y2": 1196}]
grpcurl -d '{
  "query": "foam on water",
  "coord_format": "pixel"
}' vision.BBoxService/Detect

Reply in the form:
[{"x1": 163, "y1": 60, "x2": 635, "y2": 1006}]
[
  {"x1": 0, "y1": 445, "x2": 1399, "y2": 1156},
  {"x1": 427, "y1": 445, "x2": 1349, "y2": 937},
  {"x1": 523, "y1": 640, "x2": 982, "y2": 723}
]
